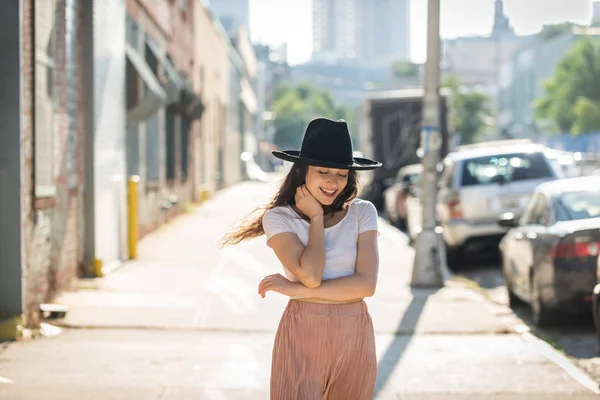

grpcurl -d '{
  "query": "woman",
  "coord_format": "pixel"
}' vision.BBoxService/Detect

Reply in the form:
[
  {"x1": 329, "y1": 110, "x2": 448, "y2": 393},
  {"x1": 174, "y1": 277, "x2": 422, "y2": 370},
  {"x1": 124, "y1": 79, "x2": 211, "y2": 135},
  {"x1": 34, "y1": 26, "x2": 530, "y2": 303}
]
[{"x1": 221, "y1": 118, "x2": 382, "y2": 399}]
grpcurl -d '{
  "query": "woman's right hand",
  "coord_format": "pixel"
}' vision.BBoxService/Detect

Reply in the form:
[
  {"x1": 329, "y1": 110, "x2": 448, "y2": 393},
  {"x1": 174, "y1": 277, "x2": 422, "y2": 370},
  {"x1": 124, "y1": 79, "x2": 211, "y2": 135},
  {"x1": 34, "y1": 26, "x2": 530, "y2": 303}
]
[{"x1": 295, "y1": 185, "x2": 323, "y2": 220}]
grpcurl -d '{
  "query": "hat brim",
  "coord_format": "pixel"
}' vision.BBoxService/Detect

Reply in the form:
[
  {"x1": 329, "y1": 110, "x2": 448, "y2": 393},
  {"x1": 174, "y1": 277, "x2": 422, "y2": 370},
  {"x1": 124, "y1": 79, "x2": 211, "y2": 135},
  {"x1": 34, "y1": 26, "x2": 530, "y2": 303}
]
[{"x1": 272, "y1": 150, "x2": 382, "y2": 171}]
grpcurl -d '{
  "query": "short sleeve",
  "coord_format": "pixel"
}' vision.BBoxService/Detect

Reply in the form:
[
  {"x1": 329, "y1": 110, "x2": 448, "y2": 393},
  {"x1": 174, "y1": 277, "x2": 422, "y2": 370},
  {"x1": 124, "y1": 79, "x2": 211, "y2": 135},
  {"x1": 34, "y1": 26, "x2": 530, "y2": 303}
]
[
  {"x1": 358, "y1": 200, "x2": 378, "y2": 234},
  {"x1": 262, "y1": 208, "x2": 294, "y2": 242}
]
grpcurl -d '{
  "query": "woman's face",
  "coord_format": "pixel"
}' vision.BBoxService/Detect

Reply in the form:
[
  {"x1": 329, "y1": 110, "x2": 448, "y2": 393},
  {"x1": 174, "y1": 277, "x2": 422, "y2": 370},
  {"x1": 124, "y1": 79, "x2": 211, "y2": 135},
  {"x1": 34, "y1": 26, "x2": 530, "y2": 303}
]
[{"x1": 304, "y1": 166, "x2": 349, "y2": 205}]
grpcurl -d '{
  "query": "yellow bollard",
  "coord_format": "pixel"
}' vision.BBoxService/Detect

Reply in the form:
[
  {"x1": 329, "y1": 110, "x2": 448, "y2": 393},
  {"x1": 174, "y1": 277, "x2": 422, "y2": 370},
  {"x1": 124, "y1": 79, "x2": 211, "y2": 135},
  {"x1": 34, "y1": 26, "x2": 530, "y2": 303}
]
[
  {"x1": 93, "y1": 258, "x2": 104, "y2": 277},
  {"x1": 0, "y1": 315, "x2": 22, "y2": 340},
  {"x1": 200, "y1": 188, "x2": 211, "y2": 202},
  {"x1": 128, "y1": 175, "x2": 140, "y2": 259}
]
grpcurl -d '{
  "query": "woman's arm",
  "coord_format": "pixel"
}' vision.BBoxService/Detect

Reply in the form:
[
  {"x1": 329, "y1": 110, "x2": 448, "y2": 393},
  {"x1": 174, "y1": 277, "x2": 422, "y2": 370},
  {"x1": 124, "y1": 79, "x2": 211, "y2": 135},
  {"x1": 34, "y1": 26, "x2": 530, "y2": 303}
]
[
  {"x1": 268, "y1": 214, "x2": 326, "y2": 288},
  {"x1": 296, "y1": 230, "x2": 379, "y2": 300},
  {"x1": 259, "y1": 230, "x2": 379, "y2": 300}
]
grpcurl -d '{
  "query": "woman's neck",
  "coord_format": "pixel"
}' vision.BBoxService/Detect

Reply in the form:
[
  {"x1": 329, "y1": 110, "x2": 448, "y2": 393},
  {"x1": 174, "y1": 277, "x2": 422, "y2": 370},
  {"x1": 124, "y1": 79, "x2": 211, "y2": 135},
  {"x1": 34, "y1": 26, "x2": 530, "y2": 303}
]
[{"x1": 290, "y1": 203, "x2": 346, "y2": 222}]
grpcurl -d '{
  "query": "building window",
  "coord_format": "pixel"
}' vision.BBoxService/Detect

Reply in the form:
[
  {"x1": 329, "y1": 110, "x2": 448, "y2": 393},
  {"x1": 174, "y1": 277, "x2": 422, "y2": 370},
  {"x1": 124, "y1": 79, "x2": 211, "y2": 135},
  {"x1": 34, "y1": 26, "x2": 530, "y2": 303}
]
[
  {"x1": 34, "y1": 0, "x2": 59, "y2": 198},
  {"x1": 166, "y1": 107, "x2": 176, "y2": 181},
  {"x1": 126, "y1": 13, "x2": 139, "y2": 48},
  {"x1": 146, "y1": 114, "x2": 161, "y2": 182},
  {"x1": 181, "y1": 116, "x2": 191, "y2": 182},
  {"x1": 126, "y1": 121, "x2": 140, "y2": 177},
  {"x1": 144, "y1": 36, "x2": 161, "y2": 183},
  {"x1": 125, "y1": 15, "x2": 141, "y2": 179},
  {"x1": 65, "y1": 0, "x2": 79, "y2": 188}
]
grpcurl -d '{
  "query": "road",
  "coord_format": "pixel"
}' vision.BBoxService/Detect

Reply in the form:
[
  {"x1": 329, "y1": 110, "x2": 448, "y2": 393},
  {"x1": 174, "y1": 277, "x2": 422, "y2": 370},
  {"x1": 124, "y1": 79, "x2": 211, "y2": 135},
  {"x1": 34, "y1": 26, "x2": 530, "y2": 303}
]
[{"x1": 459, "y1": 259, "x2": 600, "y2": 386}]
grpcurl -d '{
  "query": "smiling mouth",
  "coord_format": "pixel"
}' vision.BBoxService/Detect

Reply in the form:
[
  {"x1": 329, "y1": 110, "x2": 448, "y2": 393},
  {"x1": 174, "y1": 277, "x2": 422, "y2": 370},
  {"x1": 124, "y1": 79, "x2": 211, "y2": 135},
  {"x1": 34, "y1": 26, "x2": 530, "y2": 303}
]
[{"x1": 320, "y1": 188, "x2": 337, "y2": 197}]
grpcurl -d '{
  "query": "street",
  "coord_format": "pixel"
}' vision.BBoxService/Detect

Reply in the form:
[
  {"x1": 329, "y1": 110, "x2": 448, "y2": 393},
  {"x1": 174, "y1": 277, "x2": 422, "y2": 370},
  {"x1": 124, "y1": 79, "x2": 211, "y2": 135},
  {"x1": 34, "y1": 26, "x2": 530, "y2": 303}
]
[
  {"x1": 1, "y1": 176, "x2": 600, "y2": 399},
  {"x1": 459, "y1": 260, "x2": 600, "y2": 387}
]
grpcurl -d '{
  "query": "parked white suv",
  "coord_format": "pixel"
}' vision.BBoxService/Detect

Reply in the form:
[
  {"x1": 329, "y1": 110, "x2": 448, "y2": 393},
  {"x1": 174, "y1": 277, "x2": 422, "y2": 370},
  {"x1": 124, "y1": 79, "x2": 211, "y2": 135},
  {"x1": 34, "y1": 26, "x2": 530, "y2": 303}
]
[{"x1": 437, "y1": 142, "x2": 562, "y2": 268}]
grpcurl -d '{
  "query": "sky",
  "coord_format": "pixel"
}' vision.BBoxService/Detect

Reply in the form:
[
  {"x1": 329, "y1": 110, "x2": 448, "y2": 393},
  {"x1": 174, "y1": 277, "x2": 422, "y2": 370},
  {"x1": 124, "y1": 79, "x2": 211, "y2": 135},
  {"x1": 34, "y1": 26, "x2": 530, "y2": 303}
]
[{"x1": 249, "y1": 0, "x2": 595, "y2": 65}]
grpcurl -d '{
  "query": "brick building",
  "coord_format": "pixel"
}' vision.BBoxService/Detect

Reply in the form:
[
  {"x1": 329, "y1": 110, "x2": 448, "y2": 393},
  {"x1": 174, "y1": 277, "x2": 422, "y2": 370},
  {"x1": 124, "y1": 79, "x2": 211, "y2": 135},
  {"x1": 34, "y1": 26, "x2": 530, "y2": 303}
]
[
  {"x1": 1, "y1": 0, "x2": 90, "y2": 335},
  {"x1": 0, "y1": 0, "x2": 260, "y2": 339},
  {"x1": 124, "y1": 0, "x2": 203, "y2": 239}
]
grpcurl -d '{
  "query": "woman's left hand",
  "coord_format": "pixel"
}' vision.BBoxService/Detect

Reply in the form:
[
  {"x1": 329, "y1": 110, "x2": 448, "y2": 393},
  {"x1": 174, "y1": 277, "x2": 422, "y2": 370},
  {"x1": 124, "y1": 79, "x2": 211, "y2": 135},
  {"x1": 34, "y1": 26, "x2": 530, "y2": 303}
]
[{"x1": 258, "y1": 274, "x2": 299, "y2": 298}]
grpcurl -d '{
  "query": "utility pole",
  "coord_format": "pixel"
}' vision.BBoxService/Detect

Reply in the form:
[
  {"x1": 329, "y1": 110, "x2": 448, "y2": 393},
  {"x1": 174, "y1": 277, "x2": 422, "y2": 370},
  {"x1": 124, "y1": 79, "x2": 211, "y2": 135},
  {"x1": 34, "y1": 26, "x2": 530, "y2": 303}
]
[{"x1": 411, "y1": 0, "x2": 445, "y2": 288}]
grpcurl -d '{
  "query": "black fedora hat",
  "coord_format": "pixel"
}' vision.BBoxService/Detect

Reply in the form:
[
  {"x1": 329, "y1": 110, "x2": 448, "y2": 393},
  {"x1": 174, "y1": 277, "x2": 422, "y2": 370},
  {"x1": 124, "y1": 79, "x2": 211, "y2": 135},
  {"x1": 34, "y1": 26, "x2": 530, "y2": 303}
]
[{"x1": 272, "y1": 118, "x2": 382, "y2": 171}]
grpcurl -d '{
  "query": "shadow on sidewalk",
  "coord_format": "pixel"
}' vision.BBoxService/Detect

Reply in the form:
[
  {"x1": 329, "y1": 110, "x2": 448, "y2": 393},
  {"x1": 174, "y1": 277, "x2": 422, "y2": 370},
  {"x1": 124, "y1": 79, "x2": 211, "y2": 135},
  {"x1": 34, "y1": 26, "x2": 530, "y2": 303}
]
[{"x1": 373, "y1": 288, "x2": 438, "y2": 398}]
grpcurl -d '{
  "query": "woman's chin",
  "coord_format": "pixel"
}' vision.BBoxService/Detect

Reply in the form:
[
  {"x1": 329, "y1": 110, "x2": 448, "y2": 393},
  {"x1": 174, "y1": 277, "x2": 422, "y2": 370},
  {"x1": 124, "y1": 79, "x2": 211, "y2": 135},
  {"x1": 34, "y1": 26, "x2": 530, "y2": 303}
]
[{"x1": 316, "y1": 196, "x2": 336, "y2": 206}]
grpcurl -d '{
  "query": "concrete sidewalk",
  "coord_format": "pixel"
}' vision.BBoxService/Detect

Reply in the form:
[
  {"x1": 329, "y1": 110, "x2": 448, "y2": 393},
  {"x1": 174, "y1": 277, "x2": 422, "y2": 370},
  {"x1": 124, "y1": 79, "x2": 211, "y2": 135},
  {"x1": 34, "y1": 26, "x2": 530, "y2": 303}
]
[{"x1": 0, "y1": 178, "x2": 599, "y2": 399}]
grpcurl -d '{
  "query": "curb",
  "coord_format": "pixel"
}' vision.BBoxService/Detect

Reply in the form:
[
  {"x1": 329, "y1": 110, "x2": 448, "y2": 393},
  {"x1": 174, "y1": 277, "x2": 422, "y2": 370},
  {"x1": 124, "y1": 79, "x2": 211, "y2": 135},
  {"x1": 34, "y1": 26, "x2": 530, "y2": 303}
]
[
  {"x1": 520, "y1": 330, "x2": 600, "y2": 394},
  {"x1": 457, "y1": 275, "x2": 600, "y2": 395}
]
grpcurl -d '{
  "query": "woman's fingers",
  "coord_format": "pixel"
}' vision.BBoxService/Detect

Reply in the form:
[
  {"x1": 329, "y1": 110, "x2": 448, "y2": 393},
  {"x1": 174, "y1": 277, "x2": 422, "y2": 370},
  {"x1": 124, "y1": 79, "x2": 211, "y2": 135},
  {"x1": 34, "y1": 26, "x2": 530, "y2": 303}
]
[
  {"x1": 260, "y1": 282, "x2": 275, "y2": 298},
  {"x1": 258, "y1": 275, "x2": 278, "y2": 298}
]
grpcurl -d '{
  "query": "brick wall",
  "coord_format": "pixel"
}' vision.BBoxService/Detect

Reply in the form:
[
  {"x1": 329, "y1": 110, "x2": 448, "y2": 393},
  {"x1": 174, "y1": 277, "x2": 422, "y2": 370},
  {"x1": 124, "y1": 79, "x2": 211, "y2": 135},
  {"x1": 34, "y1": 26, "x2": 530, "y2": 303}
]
[
  {"x1": 168, "y1": 0, "x2": 194, "y2": 78},
  {"x1": 127, "y1": 0, "x2": 199, "y2": 240},
  {"x1": 21, "y1": 0, "x2": 85, "y2": 327},
  {"x1": 21, "y1": 0, "x2": 34, "y2": 326}
]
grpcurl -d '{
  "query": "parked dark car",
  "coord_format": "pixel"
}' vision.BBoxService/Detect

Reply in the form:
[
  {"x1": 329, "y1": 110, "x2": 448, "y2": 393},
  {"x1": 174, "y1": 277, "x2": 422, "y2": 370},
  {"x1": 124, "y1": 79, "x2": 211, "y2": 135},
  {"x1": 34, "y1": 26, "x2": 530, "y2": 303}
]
[
  {"x1": 498, "y1": 176, "x2": 600, "y2": 327},
  {"x1": 592, "y1": 256, "x2": 600, "y2": 348},
  {"x1": 383, "y1": 163, "x2": 422, "y2": 231}
]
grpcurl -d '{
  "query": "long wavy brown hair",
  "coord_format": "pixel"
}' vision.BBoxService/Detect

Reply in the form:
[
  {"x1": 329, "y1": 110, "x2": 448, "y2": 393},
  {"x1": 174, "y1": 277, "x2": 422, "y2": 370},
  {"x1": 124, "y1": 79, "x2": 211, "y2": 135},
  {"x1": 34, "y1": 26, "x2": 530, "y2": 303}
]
[{"x1": 220, "y1": 163, "x2": 359, "y2": 246}]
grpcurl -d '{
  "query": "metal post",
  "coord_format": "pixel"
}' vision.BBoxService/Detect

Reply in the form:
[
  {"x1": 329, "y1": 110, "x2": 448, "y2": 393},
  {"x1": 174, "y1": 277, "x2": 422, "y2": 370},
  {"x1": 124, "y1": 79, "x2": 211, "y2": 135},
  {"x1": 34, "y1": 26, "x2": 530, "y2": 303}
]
[
  {"x1": 83, "y1": 0, "x2": 96, "y2": 277},
  {"x1": 411, "y1": 0, "x2": 445, "y2": 287}
]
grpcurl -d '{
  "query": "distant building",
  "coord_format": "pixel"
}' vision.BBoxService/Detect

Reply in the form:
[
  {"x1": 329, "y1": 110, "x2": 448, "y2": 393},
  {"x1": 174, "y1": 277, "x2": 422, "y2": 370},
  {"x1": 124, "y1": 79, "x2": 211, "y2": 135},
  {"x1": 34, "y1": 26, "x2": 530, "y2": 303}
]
[
  {"x1": 491, "y1": 0, "x2": 514, "y2": 38},
  {"x1": 290, "y1": 61, "x2": 395, "y2": 106},
  {"x1": 312, "y1": 0, "x2": 410, "y2": 65},
  {"x1": 254, "y1": 43, "x2": 290, "y2": 109},
  {"x1": 441, "y1": 0, "x2": 525, "y2": 94},
  {"x1": 254, "y1": 43, "x2": 291, "y2": 171},
  {"x1": 497, "y1": 26, "x2": 600, "y2": 137},
  {"x1": 593, "y1": 1, "x2": 600, "y2": 24},
  {"x1": 208, "y1": 0, "x2": 250, "y2": 35}
]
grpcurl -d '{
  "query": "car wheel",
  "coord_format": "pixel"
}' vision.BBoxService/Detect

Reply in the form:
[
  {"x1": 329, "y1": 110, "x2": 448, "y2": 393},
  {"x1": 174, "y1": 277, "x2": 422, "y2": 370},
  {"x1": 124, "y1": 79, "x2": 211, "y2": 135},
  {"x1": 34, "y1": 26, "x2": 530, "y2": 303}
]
[
  {"x1": 501, "y1": 255, "x2": 524, "y2": 308},
  {"x1": 531, "y1": 272, "x2": 556, "y2": 327},
  {"x1": 445, "y1": 244, "x2": 464, "y2": 271},
  {"x1": 396, "y1": 218, "x2": 407, "y2": 232}
]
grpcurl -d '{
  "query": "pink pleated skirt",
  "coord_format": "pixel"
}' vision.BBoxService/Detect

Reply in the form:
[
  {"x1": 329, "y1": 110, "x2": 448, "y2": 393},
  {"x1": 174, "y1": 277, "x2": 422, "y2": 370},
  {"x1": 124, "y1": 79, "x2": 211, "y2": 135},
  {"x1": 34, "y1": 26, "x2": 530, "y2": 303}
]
[{"x1": 270, "y1": 299, "x2": 377, "y2": 400}]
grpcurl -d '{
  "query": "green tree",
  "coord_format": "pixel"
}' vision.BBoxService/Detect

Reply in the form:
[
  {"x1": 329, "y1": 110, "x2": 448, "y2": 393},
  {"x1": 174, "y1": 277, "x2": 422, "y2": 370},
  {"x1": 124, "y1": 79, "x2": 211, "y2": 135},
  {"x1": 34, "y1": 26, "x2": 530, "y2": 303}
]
[
  {"x1": 442, "y1": 75, "x2": 491, "y2": 145},
  {"x1": 535, "y1": 36, "x2": 600, "y2": 134},
  {"x1": 391, "y1": 61, "x2": 419, "y2": 79},
  {"x1": 539, "y1": 23, "x2": 577, "y2": 41},
  {"x1": 270, "y1": 82, "x2": 357, "y2": 150}
]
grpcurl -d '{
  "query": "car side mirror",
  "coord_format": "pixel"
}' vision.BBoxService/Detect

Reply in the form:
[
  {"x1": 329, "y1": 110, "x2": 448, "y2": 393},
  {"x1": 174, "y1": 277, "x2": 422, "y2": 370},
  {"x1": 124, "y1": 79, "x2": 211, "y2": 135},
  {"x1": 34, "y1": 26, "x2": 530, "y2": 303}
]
[{"x1": 498, "y1": 212, "x2": 518, "y2": 228}]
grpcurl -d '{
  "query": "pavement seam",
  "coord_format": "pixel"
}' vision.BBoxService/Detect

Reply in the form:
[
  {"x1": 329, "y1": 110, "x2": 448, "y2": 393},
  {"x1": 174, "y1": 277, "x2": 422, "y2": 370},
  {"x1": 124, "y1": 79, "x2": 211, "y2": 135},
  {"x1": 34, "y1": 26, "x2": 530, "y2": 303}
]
[{"x1": 44, "y1": 322, "x2": 517, "y2": 335}]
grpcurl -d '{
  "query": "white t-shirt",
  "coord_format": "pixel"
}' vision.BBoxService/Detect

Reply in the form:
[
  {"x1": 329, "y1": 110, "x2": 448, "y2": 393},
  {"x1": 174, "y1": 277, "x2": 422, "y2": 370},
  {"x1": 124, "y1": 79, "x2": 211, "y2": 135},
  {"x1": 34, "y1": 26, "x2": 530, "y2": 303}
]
[{"x1": 261, "y1": 198, "x2": 378, "y2": 284}]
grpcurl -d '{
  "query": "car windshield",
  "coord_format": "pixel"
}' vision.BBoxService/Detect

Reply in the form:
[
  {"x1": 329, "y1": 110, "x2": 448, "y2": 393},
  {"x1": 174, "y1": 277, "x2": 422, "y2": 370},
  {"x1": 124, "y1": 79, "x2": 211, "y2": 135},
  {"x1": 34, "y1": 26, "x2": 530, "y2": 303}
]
[
  {"x1": 555, "y1": 190, "x2": 600, "y2": 221},
  {"x1": 395, "y1": 170, "x2": 421, "y2": 185},
  {"x1": 460, "y1": 152, "x2": 553, "y2": 187}
]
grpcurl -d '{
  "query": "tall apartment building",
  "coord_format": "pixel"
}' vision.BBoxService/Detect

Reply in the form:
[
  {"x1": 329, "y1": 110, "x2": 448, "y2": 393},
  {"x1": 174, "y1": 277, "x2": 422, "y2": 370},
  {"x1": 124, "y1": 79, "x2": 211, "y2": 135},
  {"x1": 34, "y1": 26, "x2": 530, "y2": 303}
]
[
  {"x1": 593, "y1": 1, "x2": 600, "y2": 24},
  {"x1": 312, "y1": 0, "x2": 410, "y2": 64}
]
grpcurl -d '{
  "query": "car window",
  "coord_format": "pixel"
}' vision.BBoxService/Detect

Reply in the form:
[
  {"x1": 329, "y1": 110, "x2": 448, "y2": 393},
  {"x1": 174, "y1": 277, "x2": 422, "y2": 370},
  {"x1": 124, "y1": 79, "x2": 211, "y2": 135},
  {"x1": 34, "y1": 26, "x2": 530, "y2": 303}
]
[
  {"x1": 555, "y1": 190, "x2": 600, "y2": 221},
  {"x1": 439, "y1": 161, "x2": 455, "y2": 188},
  {"x1": 532, "y1": 196, "x2": 550, "y2": 226},
  {"x1": 460, "y1": 152, "x2": 553, "y2": 187},
  {"x1": 396, "y1": 172, "x2": 419, "y2": 185},
  {"x1": 520, "y1": 193, "x2": 541, "y2": 226}
]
